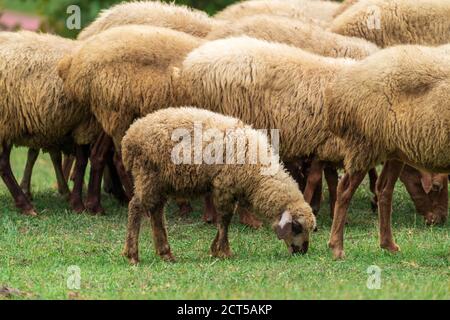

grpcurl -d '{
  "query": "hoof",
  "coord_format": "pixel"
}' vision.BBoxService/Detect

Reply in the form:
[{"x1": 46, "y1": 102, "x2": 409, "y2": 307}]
[
  {"x1": 69, "y1": 200, "x2": 86, "y2": 214},
  {"x1": 23, "y1": 209, "x2": 38, "y2": 217},
  {"x1": 85, "y1": 201, "x2": 105, "y2": 215},
  {"x1": 380, "y1": 242, "x2": 400, "y2": 253},
  {"x1": 161, "y1": 252, "x2": 176, "y2": 263},
  {"x1": 328, "y1": 242, "x2": 345, "y2": 260}
]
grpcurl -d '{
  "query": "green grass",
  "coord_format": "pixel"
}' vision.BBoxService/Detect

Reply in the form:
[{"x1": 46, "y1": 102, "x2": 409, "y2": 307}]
[{"x1": 0, "y1": 148, "x2": 449, "y2": 300}]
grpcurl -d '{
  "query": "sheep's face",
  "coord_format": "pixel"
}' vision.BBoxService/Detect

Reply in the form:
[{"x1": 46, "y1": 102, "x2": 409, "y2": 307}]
[{"x1": 273, "y1": 211, "x2": 313, "y2": 255}]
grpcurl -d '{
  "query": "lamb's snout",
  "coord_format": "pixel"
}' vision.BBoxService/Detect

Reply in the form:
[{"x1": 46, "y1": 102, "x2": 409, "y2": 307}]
[{"x1": 290, "y1": 241, "x2": 309, "y2": 255}]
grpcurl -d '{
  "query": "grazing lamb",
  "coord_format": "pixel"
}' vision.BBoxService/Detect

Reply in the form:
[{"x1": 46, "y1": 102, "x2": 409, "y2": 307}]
[
  {"x1": 207, "y1": 15, "x2": 379, "y2": 59},
  {"x1": 78, "y1": 1, "x2": 223, "y2": 40},
  {"x1": 0, "y1": 31, "x2": 100, "y2": 215},
  {"x1": 325, "y1": 45, "x2": 450, "y2": 259},
  {"x1": 330, "y1": 0, "x2": 450, "y2": 47},
  {"x1": 214, "y1": 0, "x2": 327, "y2": 27},
  {"x1": 121, "y1": 107, "x2": 316, "y2": 263}
]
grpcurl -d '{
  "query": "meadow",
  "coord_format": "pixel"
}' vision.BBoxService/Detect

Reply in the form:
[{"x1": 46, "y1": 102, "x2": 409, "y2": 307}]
[{"x1": 0, "y1": 148, "x2": 448, "y2": 299}]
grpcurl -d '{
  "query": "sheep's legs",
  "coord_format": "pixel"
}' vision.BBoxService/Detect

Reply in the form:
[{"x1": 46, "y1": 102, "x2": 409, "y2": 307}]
[
  {"x1": 210, "y1": 189, "x2": 234, "y2": 258},
  {"x1": 0, "y1": 144, "x2": 37, "y2": 216},
  {"x1": 123, "y1": 196, "x2": 144, "y2": 265},
  {"x1": 376, "y1": 160, "x2": 403, "y2": 253},
  {"x1": 237, "y1": 206, "x2": 263, "y2": 229},
  {"x1": 328, "y1": 171, "x2": 366, "y2": 259},
  {"x1": 85, "y1": 133, "x2": 113, "y2": 214},
  {"x1": 310, "y1": 178, "x2": 323, "y2": 215},
  {"x1": 112, "y1": 151, "x2": 134, "y2": 201},
  {"x1": 302, "y1": 159, "x2": 324, "y2": 214},
  {"x1": 62, "y1": 155, "x2": 75, "y2": 182},
  {"x1": 175, "y1": 197, "x2": 193, "y2": 217},
  {"x1": 203, "y1": 193, "x2": 262, "y2": 229},
  {"x1": 69, "y1": 145, "x2": 89, "y2": 213},
  {"x1": 369, "y1": 168, "x2": 379, "y2": 212},
  {"x1": 49, "y1": 150, "x2": 70, "y2": 198},
  {"x1": 203, "y1": 193, "x2": 218, "y2": 224},
  {"x1": 324, "y1": 165, "x2": 339, "y2": 219},
  {"x1": 104, "y1": 152, "x2": 128, "y2": 205},
  {"x1": 20, "y1": 148, "x2": 39, "y2": 200},
  {"x1": 149, "y1": 201, "x2": 174, "y2": 262}
]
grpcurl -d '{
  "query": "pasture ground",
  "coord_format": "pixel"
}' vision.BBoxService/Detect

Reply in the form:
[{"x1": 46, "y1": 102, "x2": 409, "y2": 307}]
[{"x1": 0, "y1": 148, "x2": 448, "y2": 299}]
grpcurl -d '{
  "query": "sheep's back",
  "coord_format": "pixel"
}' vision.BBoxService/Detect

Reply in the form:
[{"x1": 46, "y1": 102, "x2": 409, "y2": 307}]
[
  {"x1": 78, "y1": 1, "x2": 218, "y2": 40},
  {"x1": 330, "y1": 0, "x2": 450, "y2": 47}
]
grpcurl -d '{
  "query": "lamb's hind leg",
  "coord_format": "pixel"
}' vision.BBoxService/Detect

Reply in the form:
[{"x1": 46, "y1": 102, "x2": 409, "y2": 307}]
[
  {"x1": 210, "y1": 188, "x2": 235, "y2": 258},
  {"x1": 324, "y1": 164, "x2": 339, "y2": 219},
  {"x1": 123, "y1": 196, "x2": 145, "y2": 265},
  {"x1": 149, "y1": 200, "x2": 174, "y2": 262},
  {"x1": 0, "y1": 144, "x2": 37, "y2": 216},
  {"x1": 376, "y1": 160, "x2": 403, "y2": 253},
  {"x1": 328, "y1": 171, "x2": 366, "y2": 259},
  {"x1": 20, "y1": 148, "x2": 39, "y2": 200},
  {"x1": 49, "y1": 150, "x2": 70, "y2": 199}
]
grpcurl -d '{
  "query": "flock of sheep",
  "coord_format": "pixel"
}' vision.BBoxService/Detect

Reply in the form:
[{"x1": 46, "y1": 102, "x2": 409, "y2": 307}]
[{"x1": 0, "y1": 0, "x2": 449, "y2": 263}]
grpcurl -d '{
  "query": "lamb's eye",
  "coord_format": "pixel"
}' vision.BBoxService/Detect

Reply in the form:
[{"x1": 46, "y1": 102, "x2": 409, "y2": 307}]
[{"x1": 292, "y1": 222, "x2": 303, "y2": 235}]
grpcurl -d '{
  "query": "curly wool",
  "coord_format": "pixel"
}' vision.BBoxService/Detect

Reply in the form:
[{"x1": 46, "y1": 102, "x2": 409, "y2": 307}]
[
  {"x1": 0, "y1": 31, "x2": 97, "y2": 154},
  {"x1": 122, "y1": 107, "x2": 316, "y2": 229},
  {"x1": 207, "y1": 15, "x2": 379, "y2": 59},
  {"x1": 325, "y1": 45, "x2": 450, "y2": 173},
  {"x1": 178, "y1": 36, "x2": 354, "y2": 163},
  {"x1": 330, "y1": 0, "x2": 450, "y2": 47},
  {"x1": 78, "y1": 0, "x2": 223, "y2": 40},
  {"x1": 58, "y1": 25, "x2": 204, "y2": 148}
]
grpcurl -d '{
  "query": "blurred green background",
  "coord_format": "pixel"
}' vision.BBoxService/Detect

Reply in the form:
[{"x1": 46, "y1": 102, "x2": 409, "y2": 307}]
[{"x1": 0, "y1": 0, "x2": 241, "y2": 38}]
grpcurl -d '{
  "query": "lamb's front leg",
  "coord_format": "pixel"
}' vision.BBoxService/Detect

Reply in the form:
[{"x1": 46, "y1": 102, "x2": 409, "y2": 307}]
[{"x1": 210, "y1": 188, "x2": 235, "y2": 258}]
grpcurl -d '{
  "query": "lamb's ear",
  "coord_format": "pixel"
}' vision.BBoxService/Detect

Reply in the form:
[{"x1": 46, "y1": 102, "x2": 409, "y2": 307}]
[
  {"x1": 275, "y1": 211, "x2": 292, "y2": 240},
  {"x1": 57, "y1": 55, "x2": 74, "y2": 81},
  {"x1": 420, "y1": 172, "x2": 433, "y2": 194}
]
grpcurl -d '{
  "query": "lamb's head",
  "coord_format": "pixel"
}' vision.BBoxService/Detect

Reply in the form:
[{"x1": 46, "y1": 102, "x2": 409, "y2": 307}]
[{"x1": 272, "y1": 202, "x2": 316, "y2": 255}]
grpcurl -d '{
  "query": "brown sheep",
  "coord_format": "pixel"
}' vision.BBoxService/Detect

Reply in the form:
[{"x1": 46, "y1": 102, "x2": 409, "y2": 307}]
[
  {"x1": 121, "y1": 107, "x2": 316, "y2": 263},
  {"x1": 0, "y1": 31, "x2": 100, "y2": 215},
  {"x1": 325, "y1": 45, "x2": 450, "y2": 259},
  {"x1": 330, "y1": 0, "x2": 450, "y2": 47}
]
